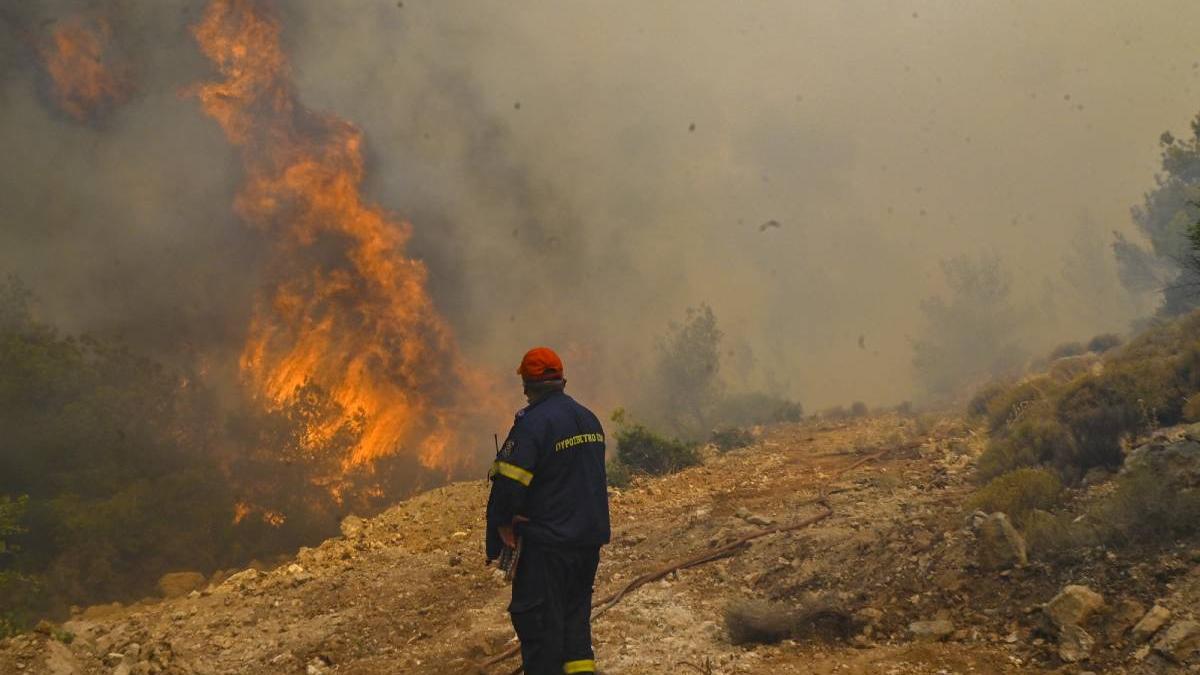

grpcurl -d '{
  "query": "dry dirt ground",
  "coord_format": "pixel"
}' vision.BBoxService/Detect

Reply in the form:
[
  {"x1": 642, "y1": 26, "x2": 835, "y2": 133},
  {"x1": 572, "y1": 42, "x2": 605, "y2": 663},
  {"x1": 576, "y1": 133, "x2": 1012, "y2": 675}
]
[{"x1": 2, "y1": 413, "x2": 1197, "y2": 674}]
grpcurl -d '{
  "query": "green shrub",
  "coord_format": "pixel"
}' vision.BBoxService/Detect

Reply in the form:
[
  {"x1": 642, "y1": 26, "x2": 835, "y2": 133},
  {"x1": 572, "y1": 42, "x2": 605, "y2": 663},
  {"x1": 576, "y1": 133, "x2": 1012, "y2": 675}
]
[
  {"x1": 711, "y1": 427, "x2": 755, "y2": 452},
  {"x1": 1055, "y1": 376, "x2": 1143, "y2": 473},
  {"x1": 967, "y1": 381, "x2": 1009, "y2": 419},
  {"x1": 650, "y1": 304, "x2": 724, "y2": 437},
  {"x1": 1087, "y1": 466, "x2": 1200, "y2": 546},
  {"x1": 1024, "y1": 467, "x2": 1200, "y2": 557},
  {"x1": 712, "y1": 392, "x2": 804, "y2": 427},
  {"x1": 605, "y1": 460, "x2": 632, "y2": 489},
  {"x1": 984, "y1": 378, "x2": 1053, "y2": 432},
  {"x1": 976, "y1": 411, "x2": 1077, "y2": 482},
  {"x1": 1184, "y1": 392, "x2": 1200, "y2": 422},
  {"x1": 0, "y1": 495, "x2": 33, "y2": 637},
  {"x1": 770, "y1": 399, "x2": 805, "y2": 423},
  {"x1": 821, "y1": 405, "x2": 849, "y2": 421},
  {"x1": 615, "y1": 423, "x2": 701, "y2": 476},
  {"x1": 1024, "y1": 509, "x2": 1096, "y2": 558},
  {"x1": 966, "y1": 468, "x2": 1063, "y2": 526}
]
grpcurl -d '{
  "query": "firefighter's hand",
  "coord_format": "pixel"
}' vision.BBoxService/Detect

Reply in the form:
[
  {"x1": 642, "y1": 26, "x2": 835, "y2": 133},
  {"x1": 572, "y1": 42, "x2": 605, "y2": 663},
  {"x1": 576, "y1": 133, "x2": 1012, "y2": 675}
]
[
  {"x1": 498, "y1": 516, "x2": 529, "y2": 548},
  {"x1": 498, "y1": 524, "x2": 516, "y2": 548}
]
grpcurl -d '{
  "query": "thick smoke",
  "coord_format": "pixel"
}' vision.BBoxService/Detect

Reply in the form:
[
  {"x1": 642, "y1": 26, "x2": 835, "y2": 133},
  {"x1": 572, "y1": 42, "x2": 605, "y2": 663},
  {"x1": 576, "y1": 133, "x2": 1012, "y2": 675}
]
[
  {"x1": 2, "y1": 0, "x2": 1196, "y2": 428},
  {"x1": 0, "y1": 0, "x2": 256, "y2": 395}
]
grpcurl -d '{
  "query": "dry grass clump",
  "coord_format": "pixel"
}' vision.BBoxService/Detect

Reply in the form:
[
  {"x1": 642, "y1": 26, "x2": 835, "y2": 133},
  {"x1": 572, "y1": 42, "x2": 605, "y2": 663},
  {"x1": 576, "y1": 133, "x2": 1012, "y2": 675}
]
[
  {"x1": 966, "y1": 467, "x2": 1063, "y2": 526},
  {"x1": 724, "y1": 598, "x2": 857, "y2": 645}
]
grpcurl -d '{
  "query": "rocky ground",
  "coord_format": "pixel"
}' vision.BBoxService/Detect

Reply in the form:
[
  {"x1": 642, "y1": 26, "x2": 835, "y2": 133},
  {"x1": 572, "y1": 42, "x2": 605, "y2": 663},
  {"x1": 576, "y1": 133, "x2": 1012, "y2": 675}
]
[{"x1": 1, "y1": 413, "x2": 1198, "y2": 674}]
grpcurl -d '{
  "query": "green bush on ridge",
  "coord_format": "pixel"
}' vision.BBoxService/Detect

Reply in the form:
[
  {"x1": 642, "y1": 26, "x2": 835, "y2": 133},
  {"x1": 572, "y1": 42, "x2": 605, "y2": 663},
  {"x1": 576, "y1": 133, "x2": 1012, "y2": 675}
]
[
  {"x1": 970, "y1": 311, "x2": 1200, "y2": 558},
  {"x1": 971, "y1": 311, "x2": 1200, "y2": 483},
  {"x1": 966, "y1": 468, "x2": 1063, "y2": 527}
]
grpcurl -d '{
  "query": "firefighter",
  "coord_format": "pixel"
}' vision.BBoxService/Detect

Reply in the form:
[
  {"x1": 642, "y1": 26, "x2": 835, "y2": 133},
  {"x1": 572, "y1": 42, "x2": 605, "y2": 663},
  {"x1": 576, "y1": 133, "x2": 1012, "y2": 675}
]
[{"x1": 486, "y1": 347, "x2": 611, "y2": 675}]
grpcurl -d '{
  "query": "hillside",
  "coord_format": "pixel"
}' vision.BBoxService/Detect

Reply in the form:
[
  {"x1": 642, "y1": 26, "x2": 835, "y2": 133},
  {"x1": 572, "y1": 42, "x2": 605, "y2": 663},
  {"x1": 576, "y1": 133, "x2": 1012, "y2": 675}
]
[{"x1": 1, "y1": 413, "x2": 1197, "y2": 674}]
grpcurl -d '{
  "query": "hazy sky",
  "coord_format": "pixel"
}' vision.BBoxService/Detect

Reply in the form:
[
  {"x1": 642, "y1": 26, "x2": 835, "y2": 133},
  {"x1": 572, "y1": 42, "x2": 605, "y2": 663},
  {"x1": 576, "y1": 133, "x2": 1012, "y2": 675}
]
[{"x1": 3, "y1": 0, "x2": 1200, "y2": 413}]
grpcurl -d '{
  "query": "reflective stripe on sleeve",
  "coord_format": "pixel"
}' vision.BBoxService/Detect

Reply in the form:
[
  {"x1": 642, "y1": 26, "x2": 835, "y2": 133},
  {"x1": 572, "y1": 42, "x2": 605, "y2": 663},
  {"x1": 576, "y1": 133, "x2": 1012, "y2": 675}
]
[
  {"x1": 493, "y1": 461, "x2": 534, "y2": 486},
  {"x1": 563, "y1": 660, "x2": 596, "y2": 674}
]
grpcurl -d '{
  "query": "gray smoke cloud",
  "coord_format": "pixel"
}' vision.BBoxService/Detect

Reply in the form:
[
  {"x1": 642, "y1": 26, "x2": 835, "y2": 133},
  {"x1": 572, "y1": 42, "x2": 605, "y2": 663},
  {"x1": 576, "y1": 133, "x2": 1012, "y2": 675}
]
[{"x1": 1, "y1": 0, "x2": 1195, "y2": 421}]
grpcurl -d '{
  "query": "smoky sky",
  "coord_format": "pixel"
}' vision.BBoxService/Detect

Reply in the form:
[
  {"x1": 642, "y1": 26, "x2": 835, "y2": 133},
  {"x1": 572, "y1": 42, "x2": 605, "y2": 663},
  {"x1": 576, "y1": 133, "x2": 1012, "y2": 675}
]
[{"x1": 2, "y1": 0, "x2": 1199, "y2": 415}]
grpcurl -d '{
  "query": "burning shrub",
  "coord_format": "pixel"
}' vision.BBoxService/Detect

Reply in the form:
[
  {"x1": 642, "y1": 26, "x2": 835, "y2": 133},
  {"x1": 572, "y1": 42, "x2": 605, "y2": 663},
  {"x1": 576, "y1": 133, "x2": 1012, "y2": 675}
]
[
  {"x1": 0, "y1": 278, "x2": 412, "y2": 623},
  {"x1": 849, "y1": 401, "x2": 869, "y2": 417},
  {"x1": 710, "y1": 427, "x2": 754, "y2": 453},
  {"x1": 967, "y1": 468, "x2": 1063, "y2": 527}
]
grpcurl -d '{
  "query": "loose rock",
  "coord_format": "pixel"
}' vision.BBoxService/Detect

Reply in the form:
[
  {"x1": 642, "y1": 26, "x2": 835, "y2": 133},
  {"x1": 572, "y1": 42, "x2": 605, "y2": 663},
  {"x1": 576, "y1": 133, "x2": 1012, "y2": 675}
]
[
  {"x1": 157, "y1": 571, "x2": 206, "y2": 599},
  {"x1": 1131, "y1": 605, "x2": 1171, "y2": 643},
  {"x1": 1153, "y1": 620, "x2": 1200, "y2": 664},
  {"x1": 976, "y1": 512, "x2": 1026, "y2": 570},
  {"x1": 339, "y1": 516, "x2": 365, "y2": 538},
  {"x1": 908, "y1": 619, "x2": 955, "y2": 641},
  {"x1": 1044, "y1": 585, "x2": 1104, "y2": 631},
  {"x1": 1058, "y1": 624, "x2": 1095, "y2": 663}
]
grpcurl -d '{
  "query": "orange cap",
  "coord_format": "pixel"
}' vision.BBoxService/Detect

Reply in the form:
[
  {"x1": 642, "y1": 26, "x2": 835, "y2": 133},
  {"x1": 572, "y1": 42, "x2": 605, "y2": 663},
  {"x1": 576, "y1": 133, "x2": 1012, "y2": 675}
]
[{"x1": 517, "y1": 347, "x2": 564, "y2": 382}]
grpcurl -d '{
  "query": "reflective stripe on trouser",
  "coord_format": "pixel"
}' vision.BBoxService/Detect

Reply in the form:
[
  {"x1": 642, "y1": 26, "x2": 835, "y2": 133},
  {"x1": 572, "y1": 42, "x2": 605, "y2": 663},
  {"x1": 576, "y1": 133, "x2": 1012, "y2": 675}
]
[{"x1": 509, "y1": 543, "x2": 601, "y2": 675}]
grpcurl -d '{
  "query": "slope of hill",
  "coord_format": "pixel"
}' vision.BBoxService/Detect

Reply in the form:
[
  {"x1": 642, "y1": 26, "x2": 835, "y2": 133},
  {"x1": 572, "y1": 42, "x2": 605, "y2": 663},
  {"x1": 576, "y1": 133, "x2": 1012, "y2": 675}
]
[{"x1": 1, "y1": 413, "x2": 1197, "y2": 674}]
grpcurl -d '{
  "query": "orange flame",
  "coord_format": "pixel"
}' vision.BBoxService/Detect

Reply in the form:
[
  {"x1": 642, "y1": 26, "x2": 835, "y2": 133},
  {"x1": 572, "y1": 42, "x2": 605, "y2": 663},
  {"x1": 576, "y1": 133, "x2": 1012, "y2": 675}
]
[
  {"x1": 39, "y1": 15, "x2": 132, "y2": 121},
  {"x1": 191, "y1": 0, "x2": 495, "y2": 475}
]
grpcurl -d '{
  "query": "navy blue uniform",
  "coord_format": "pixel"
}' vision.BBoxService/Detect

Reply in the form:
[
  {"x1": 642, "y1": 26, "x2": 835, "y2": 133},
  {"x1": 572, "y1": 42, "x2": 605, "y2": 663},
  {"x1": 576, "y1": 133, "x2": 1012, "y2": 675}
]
[{"x1": 486, "y1": 391, "x2": 610, "y2": 675}]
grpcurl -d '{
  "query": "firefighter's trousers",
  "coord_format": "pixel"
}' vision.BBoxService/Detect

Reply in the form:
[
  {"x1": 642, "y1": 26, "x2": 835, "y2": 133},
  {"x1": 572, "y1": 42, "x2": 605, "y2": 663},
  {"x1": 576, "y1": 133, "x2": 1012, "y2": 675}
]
[{"x1": 509, "y1": 542, "x2": 601, "y2": 675}]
